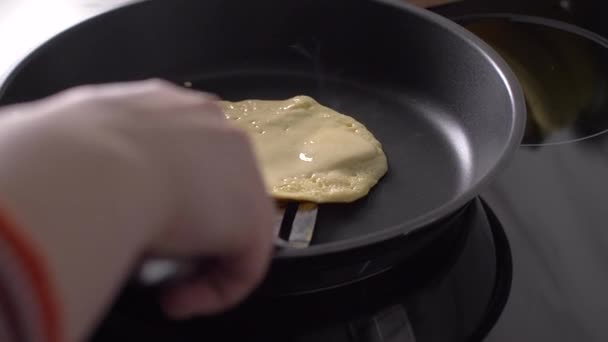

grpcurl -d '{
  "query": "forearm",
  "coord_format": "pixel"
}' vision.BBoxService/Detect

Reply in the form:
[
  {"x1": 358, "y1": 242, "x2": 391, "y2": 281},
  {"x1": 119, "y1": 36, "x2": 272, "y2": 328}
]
[
  {"x1": 0, "y1": 207, "x2": 59, "y2": 342},
  {"x1": 0, "y1": 107, "x2": 170, "y2": 341}
]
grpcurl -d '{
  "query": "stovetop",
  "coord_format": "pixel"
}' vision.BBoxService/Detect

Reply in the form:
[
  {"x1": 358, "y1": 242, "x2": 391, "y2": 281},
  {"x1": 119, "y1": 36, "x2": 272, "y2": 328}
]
[
  {"x1": 459, "y1": 14, "x2": 608, "y2": 341},
  {"x1": 2, "y1": 1, "x2": 608, "y2": 341},
  {"x1": 93, "y1": 198, "x2": 511, "y2": 342}
]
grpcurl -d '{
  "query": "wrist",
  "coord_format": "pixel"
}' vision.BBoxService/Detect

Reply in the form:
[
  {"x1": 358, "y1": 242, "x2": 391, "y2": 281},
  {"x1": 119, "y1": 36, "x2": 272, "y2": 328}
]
[
  {"x1": 0, "y1": 205, "x2": 61, "y2": 342},
  {"x1": 0, "y1": 110, "x2": 175, "y2": 340}
]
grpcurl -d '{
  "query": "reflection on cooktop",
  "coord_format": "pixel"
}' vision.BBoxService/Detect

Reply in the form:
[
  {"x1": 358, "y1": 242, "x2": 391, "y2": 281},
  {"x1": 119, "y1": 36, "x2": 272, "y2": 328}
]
[
  {"x1": 91, "y1": 198, "x2": 511, "y2": 342},
  {"x1": 459, "y1": 15, "x2": 608, "y2": 147},
  {"x1": 463, "y1": 15, "x2": 608, "y2": 340}
]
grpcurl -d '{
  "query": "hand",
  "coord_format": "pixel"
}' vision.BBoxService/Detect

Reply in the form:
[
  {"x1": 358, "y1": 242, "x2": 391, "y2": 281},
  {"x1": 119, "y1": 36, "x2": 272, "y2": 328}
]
[{"x1": 0, "y1": 80, "x2": 275, "y2": 341}]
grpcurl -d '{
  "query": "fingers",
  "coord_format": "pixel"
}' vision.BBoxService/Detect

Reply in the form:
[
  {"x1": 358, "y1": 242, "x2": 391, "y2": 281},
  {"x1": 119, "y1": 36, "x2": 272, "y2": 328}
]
[
  {"x1": 123, "y1": 79, "x2": 224, "y2": 122},
  {"x1": 112, "y1": 78, "x2": 219, "y2": 103},
  {"x1": 124, "y1": 82, "x2": 275, "y2": 316},
  {"x1": 162, "y1": 196, "x2": 274, "y2": 318},
  {"x1": 160, "y1": 237, "x2": 273, "y2": 318},
  {"x1": 157, "y1": 177, "x2": 274, "y2": 318},
  {"x1": 154, "y1": 126, "x2": 275, "y2": 316},
  {"x1": 49, "y1": 78, "x2": 222, "y2": 119},
  {"x1": 60, "y1": 78, "x2": 216, "y2": 99}
]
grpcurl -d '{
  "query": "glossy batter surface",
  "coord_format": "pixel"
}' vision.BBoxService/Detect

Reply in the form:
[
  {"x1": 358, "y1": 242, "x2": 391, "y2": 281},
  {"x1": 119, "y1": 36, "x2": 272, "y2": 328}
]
[{"x1": 219, "y1": 96, "x2": 388, "y2": 203}]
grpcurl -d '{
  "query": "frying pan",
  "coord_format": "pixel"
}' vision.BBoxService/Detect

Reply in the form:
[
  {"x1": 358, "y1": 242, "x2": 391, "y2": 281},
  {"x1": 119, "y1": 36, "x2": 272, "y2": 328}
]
[{"x1": 0, "y1": 0, "x2": 525, "y2": 294}]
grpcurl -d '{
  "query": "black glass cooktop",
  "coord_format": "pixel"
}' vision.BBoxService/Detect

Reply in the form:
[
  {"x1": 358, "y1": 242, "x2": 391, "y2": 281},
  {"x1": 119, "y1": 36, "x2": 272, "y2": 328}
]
[
  {"x1": 91, "y1": 198, "x2": 511, "y2": 342},
  {"x1": 458, "y1": 14, "x2": 608, "y2": 342}
]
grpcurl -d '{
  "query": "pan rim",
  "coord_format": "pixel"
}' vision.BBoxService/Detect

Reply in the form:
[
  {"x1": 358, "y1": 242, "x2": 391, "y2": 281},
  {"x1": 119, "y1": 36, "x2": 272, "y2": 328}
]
[
  {"x1": 0, "y1": 0, "x2": 526, "y2": 258},
  {"x1": 276, "y1": 0, "x2": 527, "y2": 258},
  {"x1": 452, "y1": 12, "x2": 608, "y2": 49}
]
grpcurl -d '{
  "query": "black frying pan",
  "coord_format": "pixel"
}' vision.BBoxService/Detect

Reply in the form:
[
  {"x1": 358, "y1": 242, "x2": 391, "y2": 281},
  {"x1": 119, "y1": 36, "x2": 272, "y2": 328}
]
[{"x1": 0, "y1": 0, "x2": 525, "y2": 294}]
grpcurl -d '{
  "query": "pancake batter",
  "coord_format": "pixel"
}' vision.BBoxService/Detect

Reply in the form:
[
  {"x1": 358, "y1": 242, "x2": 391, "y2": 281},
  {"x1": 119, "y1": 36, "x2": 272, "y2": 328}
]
[{"x1": 219, "y1": 96, "x2": 388, "y2": 203}]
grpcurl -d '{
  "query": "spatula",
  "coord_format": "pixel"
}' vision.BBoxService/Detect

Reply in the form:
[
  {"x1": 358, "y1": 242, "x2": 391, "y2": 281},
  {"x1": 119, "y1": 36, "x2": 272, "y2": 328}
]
[{"x1": 138, "y1": 202, "x2": 318, "y2": 289}]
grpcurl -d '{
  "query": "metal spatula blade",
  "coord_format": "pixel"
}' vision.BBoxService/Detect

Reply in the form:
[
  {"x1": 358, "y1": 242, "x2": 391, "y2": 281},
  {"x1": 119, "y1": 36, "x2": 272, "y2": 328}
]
[
  {"x1": 138, "y1": 202, "x2": 317, "y2": 288},
  {"x1": 285, "y1": 202, "x2": 318, "y2": 248}
]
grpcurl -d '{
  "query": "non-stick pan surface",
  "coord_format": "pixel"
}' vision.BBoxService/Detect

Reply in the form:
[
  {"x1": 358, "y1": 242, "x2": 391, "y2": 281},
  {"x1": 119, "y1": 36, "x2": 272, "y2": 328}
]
[{"x1": 0, "y1": 0, "x2": 525, "y2": 259}]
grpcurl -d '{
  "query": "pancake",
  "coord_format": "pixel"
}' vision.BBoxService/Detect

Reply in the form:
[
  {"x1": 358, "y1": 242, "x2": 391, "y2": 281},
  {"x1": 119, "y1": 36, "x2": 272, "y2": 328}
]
[{"x1": 219, "y1": 95, "x2": 388, "y2": 203}]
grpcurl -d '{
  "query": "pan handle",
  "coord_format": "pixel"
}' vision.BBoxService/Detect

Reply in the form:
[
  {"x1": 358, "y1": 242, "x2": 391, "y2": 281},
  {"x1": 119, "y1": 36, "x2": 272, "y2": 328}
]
[{"x1": 135, "y1": 237, "x2": 288, "y2": 291}]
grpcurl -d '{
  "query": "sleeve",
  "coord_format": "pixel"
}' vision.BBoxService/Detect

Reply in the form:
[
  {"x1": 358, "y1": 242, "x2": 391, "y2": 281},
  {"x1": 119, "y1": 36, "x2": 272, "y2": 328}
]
[{"x1": 0, "y1": 209, "x2": 62, "y2": 342}]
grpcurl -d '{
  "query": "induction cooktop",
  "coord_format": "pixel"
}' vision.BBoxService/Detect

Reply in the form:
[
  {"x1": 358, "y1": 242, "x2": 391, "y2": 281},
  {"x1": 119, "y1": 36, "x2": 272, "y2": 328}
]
[
  {"x1": 458, "y1": 14, "x2": 608, "y2": 342},
  {"x1": 92, "y1": 198, "x2": 511, "y2": 342}
]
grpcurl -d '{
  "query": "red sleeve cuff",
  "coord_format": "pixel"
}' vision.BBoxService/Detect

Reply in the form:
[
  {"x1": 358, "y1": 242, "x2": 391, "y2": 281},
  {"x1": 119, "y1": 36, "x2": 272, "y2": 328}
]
[{"x1": 0, "y1": 208, "x2": 62, "y2": 342}]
